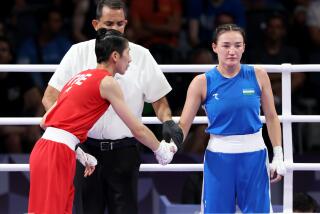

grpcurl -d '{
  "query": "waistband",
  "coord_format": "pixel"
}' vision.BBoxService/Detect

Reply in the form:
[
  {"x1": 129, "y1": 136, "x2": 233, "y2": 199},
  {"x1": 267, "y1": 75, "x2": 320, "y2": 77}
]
[
  {"x1": 85, "y1": 137, "x2": 138, "y2": 151},
  {"x1": 207, "y1": 129, "x2": 265, "y2": 153},
  {"x1": 42, "y1": 127, "x2": 79, "y2": 151}
]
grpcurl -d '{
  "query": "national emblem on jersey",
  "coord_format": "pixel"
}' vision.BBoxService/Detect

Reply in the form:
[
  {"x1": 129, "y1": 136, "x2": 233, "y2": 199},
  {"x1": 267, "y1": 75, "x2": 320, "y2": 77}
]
[{"x1": 242, "y1": 88, "x2": 255, "y2": 96}]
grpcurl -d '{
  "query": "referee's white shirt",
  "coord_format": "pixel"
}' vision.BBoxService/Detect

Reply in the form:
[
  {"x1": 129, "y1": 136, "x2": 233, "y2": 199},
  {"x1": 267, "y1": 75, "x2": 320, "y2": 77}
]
[{"x1": 49, "y1": 39, "x2": 172, "y2": 140}]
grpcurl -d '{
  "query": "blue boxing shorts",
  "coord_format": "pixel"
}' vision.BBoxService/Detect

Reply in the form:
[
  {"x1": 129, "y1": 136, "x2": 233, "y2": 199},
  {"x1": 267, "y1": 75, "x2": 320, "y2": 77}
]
[{"x1": 202, "y1": 130, "x2": 272, "y2": 213}]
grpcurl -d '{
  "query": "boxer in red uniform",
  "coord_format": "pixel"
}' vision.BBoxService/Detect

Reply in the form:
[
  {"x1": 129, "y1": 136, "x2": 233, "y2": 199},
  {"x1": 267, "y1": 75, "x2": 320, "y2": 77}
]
[{"x1": 28, "y1": 28, "x2": 177, "y2": 214}]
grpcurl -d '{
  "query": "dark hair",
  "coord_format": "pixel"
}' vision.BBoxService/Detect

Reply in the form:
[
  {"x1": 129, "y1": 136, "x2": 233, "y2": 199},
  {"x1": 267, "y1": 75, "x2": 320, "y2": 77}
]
[
  {"x1": 36, "y1": 7, "x2": 62, "y2": 26},
  {"x1": 213, "y1": 24, "x2": 246, "y2": 44},
  {"x1": 0, "y1": 36, "x2": 13, "y2": 54},
  {"x1": 293, "y1": 192, "x2": 318, "y2": 213},
  {"x1": 265, "y1": 13, "x2": 286, "y2": 29},
  {"x1": 95, "y1": 28, "x2": 128, "y2": 64},
  {"x1": 96, "y1": 0, "x2": 126, "y2": 19}
]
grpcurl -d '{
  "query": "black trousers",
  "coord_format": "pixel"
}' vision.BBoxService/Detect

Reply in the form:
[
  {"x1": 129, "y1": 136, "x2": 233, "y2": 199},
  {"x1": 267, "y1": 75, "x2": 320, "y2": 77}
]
[{"x1": 73, "y1": 138, "x2": 141, "y2": 214}]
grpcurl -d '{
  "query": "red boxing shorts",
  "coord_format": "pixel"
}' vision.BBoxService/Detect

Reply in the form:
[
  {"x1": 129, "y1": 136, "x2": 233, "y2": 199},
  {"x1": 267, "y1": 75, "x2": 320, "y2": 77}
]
[{"x1": 28, "y1": 127, "x2": 79, "y2": 214}]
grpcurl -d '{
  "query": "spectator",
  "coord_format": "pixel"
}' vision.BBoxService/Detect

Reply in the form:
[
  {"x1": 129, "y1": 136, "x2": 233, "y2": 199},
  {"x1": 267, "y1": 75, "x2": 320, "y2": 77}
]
[
  {"x1": 0, "y1": 21, "x2": 6, "y2": 37},
  {"x1": 215, "y1": 12, "x2": 235, "y2": 27},
  {"x1": 0, "y1": 36, "x2": 43, "y2": 153},
  {"x1": 307, "y1": 0, "x2": 320, "y2": 48},
  {"x1": 246, "y1": 13, "x2": 303, "y2": 114},
  {"x1": 186, "y1": 0, "x2": 246, "y2": 48},
  {"x1": 306, "y1": 0, "x2": 320, "y2": 111},
  {"x1": 288, "y1": 5, "x2": 312, "y2": 63},
  {"x1": 246, "y1": 13, "x2": 301, "y2": 65},
  {"x1": 129, "y1": 0, "x2": 182, "y2": 63},
  {"x1": 293, "y1": 192, "x2": 319, "y2": 213},
  {"x1": 16, "y1": 7, "x2": 72, "y2": 90},
  {"x1": 71, "y1": 0, "x2": 95, "y2": 43}
]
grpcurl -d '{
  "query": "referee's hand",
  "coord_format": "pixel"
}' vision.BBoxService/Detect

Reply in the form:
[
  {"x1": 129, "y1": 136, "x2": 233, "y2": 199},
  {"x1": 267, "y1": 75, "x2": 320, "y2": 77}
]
[{"x1": 162, "y1": 120, "x2": 184, "y2": 149}]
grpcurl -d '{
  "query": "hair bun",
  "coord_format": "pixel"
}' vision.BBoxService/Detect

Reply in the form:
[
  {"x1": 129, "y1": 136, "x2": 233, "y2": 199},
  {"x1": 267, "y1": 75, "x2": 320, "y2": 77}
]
[
  {"x1": 96, "y1": 28, "x2": 123, "y2": 40},
  {"x1": 96, "y1": 28, "x2": 108, "y2": 39}
]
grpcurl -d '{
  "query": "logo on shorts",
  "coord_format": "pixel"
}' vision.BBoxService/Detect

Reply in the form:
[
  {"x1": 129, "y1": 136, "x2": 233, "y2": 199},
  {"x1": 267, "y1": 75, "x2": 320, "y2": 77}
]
[{"x1": 242, "y1": 89, "x2": 255, "y2": 95}]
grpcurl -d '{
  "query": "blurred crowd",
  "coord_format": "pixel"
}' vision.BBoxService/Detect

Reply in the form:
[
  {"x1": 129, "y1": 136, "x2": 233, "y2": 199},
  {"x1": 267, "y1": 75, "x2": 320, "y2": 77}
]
[{"x1": 1, "y1": 0, "x2": 320, "y2": 154}]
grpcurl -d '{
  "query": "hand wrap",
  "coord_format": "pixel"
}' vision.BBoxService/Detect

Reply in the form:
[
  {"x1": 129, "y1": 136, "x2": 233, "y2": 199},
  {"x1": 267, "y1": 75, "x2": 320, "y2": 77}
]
[
  {"x1": 76, "y1": 146, "x2": 98, "y2": 167},
  {"x1": 153, "y1": 140, "x2": 177, "y2": 165},
  {"x1": 270, "y1": 146, "x2": 286, "y2": 176}
]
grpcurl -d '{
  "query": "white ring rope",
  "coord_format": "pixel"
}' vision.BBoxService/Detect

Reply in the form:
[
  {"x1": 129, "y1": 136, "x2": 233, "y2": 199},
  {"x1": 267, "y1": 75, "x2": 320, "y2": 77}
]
[
  {"x1": 1, "y1": 63, "x2": 320, "y2": 212},
  {"x1": 1, "y1": 64, "x2": 320, "y2": 73},
  {"x1": 1, "y1": 163, "x2": 320, "y2": 172},
  {"x1": 2, "y1": 115, "x2": 320, "y2": 125}
]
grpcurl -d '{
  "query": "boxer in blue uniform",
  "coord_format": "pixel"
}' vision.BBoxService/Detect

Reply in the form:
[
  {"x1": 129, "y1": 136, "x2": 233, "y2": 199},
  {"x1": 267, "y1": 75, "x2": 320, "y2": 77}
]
[{"x1": 179, "y1": 24, "x2": 286, "y2": 213}]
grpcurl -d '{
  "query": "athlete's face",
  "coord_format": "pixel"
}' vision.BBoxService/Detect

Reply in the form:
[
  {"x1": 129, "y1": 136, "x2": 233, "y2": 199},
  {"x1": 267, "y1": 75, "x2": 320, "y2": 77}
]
[
  {"x1": 212, "y1": 31, "x2": 245, "y2": 68},
  {"x1": 92, "y1": 6, "x2": 127, "y2": 34},
  {"x1": 116, "y1": 45, "x2": 131, "y2": 75}
]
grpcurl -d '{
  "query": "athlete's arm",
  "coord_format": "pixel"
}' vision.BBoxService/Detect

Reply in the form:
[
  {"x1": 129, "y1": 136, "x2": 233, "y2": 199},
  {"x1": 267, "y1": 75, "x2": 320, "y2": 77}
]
[
  {"x1": 40, "y1": 101, "x2": 57, "y2": 129},
  {"x1": 100, "y1": 76, "x2": 161, "y2": 151},
  {"x1": 255, "y1": 67, "x2": 282, "y2": 148},
  {"x1": 42, "y1": 86, "x2": 60, "y2": 111},
  {"x1": 255, "y1": 66, "x2": 285, "y2": 182},
  {"x1": 179, "y1": 74, "x2": 206, "y2": 140}
]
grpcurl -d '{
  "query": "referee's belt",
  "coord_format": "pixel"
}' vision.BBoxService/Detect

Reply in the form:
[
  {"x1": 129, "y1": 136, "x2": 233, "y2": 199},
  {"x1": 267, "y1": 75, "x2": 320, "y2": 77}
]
[{"x1": 85, "y1": 137, "x2": 138, "y2": 151}]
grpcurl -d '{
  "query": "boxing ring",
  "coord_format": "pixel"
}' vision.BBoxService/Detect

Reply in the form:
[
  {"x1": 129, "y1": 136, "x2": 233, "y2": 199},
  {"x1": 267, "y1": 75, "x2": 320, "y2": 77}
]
[{"x1": 1, "y1": 63, "x2": 320, "y2": 213}]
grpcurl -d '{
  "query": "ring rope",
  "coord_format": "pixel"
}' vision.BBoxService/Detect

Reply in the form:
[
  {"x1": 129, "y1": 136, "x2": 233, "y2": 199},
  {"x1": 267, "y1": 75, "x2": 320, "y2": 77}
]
[
  {"x1": 2, "y1": 115, "x2": 320, "y2": 125},
  {"x1": 1, "y1": 64, "x2": 320, "y2": 73},
  {"x1": 1, "y1": 163, "x2": 320, "y2": 172},
  {"x1": 1, "y1": 63, "x2": 320, "y2": 212}
]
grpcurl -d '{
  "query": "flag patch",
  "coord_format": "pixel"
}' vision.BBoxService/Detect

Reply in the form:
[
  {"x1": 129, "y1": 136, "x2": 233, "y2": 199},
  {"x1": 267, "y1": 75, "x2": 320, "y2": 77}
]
[{"x1": 242, "y1": 89, "x2": 255, "y2": 95}]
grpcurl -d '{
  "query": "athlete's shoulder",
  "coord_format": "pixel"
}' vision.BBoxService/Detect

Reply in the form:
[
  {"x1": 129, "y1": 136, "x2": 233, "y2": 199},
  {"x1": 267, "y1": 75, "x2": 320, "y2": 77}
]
[
  {"x1": 100, "y1": 75, "x2": 122, "y2": 100},
  {"x1": 253, "y1": 65, "x2": 269, "y2": 88},
  {"x1": 101, "y1": 75, "x2": 117, "y2": 88},
  {"x1": 191, "y1": 73, "x2": 206, "y2": 87},
  {"x1": 253, "y1": 65, "x2": 267, "y2": 76}
]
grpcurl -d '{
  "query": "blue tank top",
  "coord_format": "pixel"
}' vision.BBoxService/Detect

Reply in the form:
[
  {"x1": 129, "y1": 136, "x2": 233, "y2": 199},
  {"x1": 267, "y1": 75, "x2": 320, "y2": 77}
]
[{"x1": 204, "y1": 64, "x2": 262, "y2": 135}]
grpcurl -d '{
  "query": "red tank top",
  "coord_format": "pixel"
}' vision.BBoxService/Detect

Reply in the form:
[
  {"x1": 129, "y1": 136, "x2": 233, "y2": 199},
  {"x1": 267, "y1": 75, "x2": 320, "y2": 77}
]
[{"x1": 44, "y1": 69, "x2": 111, "y2": 142}]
